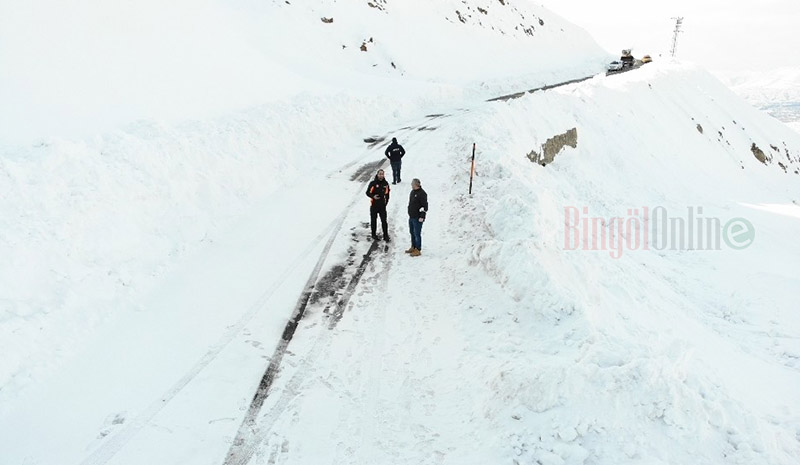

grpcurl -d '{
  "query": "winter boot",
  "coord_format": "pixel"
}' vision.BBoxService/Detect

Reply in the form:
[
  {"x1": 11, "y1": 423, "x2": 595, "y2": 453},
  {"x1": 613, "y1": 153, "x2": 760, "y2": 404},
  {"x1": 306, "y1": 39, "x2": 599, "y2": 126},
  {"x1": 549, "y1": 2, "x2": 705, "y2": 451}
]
[
  {"x1": 405, "y1": 246, "x2": 416, "y2": 253},
  {"x1": 410, "y1": 248, "x2": 421, "y2": 257},
  {"x1": 384, "y1": 235, "x2": 391, "y2": 242}
]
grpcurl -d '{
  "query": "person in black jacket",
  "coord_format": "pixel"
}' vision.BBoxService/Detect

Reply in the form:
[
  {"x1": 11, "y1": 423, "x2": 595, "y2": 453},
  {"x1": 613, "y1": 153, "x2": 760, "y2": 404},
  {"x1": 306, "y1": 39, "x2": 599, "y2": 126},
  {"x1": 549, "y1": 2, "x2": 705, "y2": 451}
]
[
  {"x1": 365, "y1": 169, "x2": 391, "y2": 241},
  {"x1": 406, "y1": 178, "x2": 428, "y2": 256},
  {"x1": 384, "y1": 137, "x2": 405, "y2": 185}
]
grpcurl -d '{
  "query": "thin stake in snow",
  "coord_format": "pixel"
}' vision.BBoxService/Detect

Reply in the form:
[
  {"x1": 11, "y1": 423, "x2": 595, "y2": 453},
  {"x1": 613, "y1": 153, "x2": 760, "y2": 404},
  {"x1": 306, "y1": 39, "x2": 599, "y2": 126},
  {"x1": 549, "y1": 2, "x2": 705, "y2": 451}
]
[{"x1": 469, "y1": 143, "x2": 476, "y2": 194}]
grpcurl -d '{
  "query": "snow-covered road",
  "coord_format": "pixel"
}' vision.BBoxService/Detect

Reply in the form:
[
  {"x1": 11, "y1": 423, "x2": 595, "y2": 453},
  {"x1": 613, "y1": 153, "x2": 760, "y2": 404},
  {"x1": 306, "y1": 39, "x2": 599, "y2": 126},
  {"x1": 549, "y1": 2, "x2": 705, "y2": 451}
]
[
  {"x1": 224, "y1": 117, "x2": 475, "y2": 465},
  {"x1": 1, "y1": 111, "x2": 462, "y2": 465}
]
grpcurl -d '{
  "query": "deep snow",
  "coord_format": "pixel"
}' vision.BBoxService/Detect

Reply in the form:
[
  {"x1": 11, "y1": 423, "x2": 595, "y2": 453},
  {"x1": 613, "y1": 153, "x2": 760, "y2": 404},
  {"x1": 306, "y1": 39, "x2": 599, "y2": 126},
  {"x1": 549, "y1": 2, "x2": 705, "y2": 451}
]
[
  {"x1": 1, "y1": 1, "x2": 799, "y2": 464},
  {"x1": 242, "y1": 62, "x2": 800, "y2": 465}
]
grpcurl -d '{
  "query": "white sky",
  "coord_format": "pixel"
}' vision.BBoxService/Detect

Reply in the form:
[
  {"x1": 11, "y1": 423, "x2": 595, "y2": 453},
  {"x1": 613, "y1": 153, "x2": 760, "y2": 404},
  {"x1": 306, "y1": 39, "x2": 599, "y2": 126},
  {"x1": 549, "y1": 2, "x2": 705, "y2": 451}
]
[{"x1": 537, "y1": 0, "x2": 800, "y2": 72}]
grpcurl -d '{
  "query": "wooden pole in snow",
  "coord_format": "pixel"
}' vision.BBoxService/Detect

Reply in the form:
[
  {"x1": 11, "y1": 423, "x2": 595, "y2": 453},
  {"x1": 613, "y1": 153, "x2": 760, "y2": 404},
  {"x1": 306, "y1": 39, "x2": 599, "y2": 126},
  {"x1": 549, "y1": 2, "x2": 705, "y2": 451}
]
[{"x1": 469, "y1": 143, "x2": 476, "y2": 195}]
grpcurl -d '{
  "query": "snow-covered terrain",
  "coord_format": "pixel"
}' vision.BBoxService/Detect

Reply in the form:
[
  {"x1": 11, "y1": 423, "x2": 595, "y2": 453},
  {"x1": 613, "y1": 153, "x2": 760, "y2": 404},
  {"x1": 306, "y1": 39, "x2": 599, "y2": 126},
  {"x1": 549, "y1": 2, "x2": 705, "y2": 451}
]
[
  {"x1": 0, "y1": 0, "x2": 608, "y2": 144},
  {"x1": 0, "y1": 0, "x2": 607, "y2": 403},
  {"x1": 2, "y1": 1, "x2": 799, "y2": 465}
]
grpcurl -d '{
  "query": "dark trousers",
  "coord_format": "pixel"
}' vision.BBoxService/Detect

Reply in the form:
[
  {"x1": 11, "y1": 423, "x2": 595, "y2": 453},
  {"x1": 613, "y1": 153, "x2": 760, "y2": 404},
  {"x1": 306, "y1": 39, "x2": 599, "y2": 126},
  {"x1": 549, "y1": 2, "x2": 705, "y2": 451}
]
[
  {"x1": 371, "y1": 205, "x2": 388, "y2": 237},
  {"x1": 408, "y1": 217, "x2": 423, "y2": 250},
  {"x1": 390, "y1": 161, "x2": 402, "y2": 183}
]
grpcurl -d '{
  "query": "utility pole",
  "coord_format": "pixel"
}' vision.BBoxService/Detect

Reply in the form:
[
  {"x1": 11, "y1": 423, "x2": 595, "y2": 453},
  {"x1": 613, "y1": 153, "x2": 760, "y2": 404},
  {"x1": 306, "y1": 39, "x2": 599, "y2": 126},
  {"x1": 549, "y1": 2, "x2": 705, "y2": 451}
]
[{"x1": 670, "y1": 17, "x2": 684, "y2": 58}]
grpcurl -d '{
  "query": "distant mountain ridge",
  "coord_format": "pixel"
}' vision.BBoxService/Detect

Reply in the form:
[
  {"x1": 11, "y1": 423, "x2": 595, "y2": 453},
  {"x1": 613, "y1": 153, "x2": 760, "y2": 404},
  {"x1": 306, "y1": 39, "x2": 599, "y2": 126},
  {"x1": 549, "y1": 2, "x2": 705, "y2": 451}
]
[{"x1": 717, "y1": 67, "x2": 800, "y2": 131}]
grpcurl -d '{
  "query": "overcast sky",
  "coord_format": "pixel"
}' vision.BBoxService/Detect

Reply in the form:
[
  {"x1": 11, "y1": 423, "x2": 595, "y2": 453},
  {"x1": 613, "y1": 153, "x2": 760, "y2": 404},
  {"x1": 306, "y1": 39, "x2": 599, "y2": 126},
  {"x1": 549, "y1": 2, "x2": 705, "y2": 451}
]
[{"x1": 537, "y1": 0, "x2": 800, "y2": 72}]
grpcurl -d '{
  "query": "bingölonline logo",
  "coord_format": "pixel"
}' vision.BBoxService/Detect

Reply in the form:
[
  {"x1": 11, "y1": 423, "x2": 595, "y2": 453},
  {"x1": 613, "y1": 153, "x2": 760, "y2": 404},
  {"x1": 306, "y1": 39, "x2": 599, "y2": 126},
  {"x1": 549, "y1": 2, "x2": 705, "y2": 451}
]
[{"x1": 563, "y1": 206, "x2": 755, "y2": 258}]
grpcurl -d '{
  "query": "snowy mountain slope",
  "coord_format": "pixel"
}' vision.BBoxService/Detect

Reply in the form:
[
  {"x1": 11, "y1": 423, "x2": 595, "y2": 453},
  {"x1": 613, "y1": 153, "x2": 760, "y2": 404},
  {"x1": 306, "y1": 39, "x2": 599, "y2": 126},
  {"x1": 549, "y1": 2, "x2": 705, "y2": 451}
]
[
  {"x1": 251, "y1": 0, "x2": 605, "y2": 82},
  {"x1": 0, "y1": 0, "x2": 608, "y2": 403},
  {"x1": 0, "y1": 0, "x2": 609, "y2": 144},
  {"x1": 248, "y1": 63, "x2": 800, "y2": 465},
  {"x1": 2, "y1": 2, "x2": 800, "y2": 465}
]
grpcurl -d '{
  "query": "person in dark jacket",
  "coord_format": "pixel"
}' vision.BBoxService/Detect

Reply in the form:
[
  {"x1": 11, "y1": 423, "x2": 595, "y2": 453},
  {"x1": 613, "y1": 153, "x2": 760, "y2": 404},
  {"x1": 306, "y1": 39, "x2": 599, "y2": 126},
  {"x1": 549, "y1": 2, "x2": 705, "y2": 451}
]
[
  {"x1": 384, "y1": 137, "x2": 405, "y2": 185},
  {"x1": 406, "y1": 178, "x2": 428, "y2": 256},
  {"x1": 365, "y1": 169, "x2": 391, "y2": 241}
]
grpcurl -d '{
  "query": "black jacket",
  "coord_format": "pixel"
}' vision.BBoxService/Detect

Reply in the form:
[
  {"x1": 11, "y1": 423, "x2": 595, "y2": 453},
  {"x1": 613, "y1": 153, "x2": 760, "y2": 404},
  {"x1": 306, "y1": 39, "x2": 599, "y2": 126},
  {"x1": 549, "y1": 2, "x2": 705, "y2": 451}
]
[
  {"x1": 385, "y1": 142, "x2": 405, "y2": 162},
  {"x1": 366, "y1": 176, "x2": 390, "y2": 208},
  {"x1": 407, "y1": 187, "x2": 428, "y2": 219}
]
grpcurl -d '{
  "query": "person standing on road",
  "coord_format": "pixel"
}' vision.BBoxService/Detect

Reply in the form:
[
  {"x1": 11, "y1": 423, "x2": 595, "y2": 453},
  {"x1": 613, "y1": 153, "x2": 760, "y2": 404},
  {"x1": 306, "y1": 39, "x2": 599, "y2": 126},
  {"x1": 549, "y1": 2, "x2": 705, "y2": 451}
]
[
  {"x1": 406, "y1": 178, "x2": 428, "y2": 256},
  {"x1": 366, "y1": 169, "x2": 391, "y2": 241},
  {"x1": 384, "y1": 137, "x2": 405, "y2": 185}
]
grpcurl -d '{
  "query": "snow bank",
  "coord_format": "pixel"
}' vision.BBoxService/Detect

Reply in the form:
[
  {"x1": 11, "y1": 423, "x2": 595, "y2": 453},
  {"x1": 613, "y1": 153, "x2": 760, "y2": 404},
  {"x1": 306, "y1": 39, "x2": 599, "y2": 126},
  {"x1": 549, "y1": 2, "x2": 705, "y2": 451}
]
[{"x1": 445, "y1": 62, "x2": 800, "y2": 464}]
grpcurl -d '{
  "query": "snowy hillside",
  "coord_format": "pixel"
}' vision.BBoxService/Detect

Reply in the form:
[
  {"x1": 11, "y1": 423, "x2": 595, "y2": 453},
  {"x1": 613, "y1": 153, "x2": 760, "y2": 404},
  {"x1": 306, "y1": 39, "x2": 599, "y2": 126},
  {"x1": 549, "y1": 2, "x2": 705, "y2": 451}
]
[
  {"x1": 0, "y1": 0, "x2": 608, "y2": 144},
  {"x1": 0, "y1": 0, "x2": 607, "y2": 399},
  {"x1": 2, "y1": 1, "x2": 800, "y2": 465}
]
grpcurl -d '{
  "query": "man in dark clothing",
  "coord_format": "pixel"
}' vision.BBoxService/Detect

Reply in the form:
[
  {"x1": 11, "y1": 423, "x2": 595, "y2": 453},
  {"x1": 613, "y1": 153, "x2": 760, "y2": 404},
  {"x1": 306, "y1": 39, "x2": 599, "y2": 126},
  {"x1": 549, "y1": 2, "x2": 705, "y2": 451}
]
[
  {"x1": 406, "y1": 178, "x2": 428, "y2": 256},
  {"x1": 384, "y1": 137, "x2": 405, "y2": 185},
  {"x1": 365, "y1": 169, "x2": 391, "y2": 241}
]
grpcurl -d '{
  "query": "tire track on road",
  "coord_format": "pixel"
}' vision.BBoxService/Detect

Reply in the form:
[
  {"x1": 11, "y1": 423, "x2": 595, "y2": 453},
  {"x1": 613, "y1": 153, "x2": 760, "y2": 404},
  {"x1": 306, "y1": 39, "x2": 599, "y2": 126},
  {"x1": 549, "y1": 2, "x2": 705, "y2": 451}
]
[
  {"x1": 224, "y1": 238, "x2": 381, "y2": 465},
  {"x1": 223, "y1": 164, "x2": 391, "y2": 465},
  {"x1": 78, "y1": 209, "x2": 348, "y2": 465},
  {"x1": 222, "y1": 213, "x2": 354, "y2": 465},
  {"x1": 486, "y1": 74, "x2": 597, "y2": 102}
]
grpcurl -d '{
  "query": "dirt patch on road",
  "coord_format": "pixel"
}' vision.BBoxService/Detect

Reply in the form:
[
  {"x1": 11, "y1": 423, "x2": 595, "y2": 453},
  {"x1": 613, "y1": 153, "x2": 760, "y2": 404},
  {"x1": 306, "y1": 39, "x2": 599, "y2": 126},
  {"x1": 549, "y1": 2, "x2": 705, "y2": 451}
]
[
  {"x1": 363, "y1": 136, "x2": 386, "y2": 148},
  {"x1": 351, "y1": 160, "x2": 387, "y2": 182}
]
